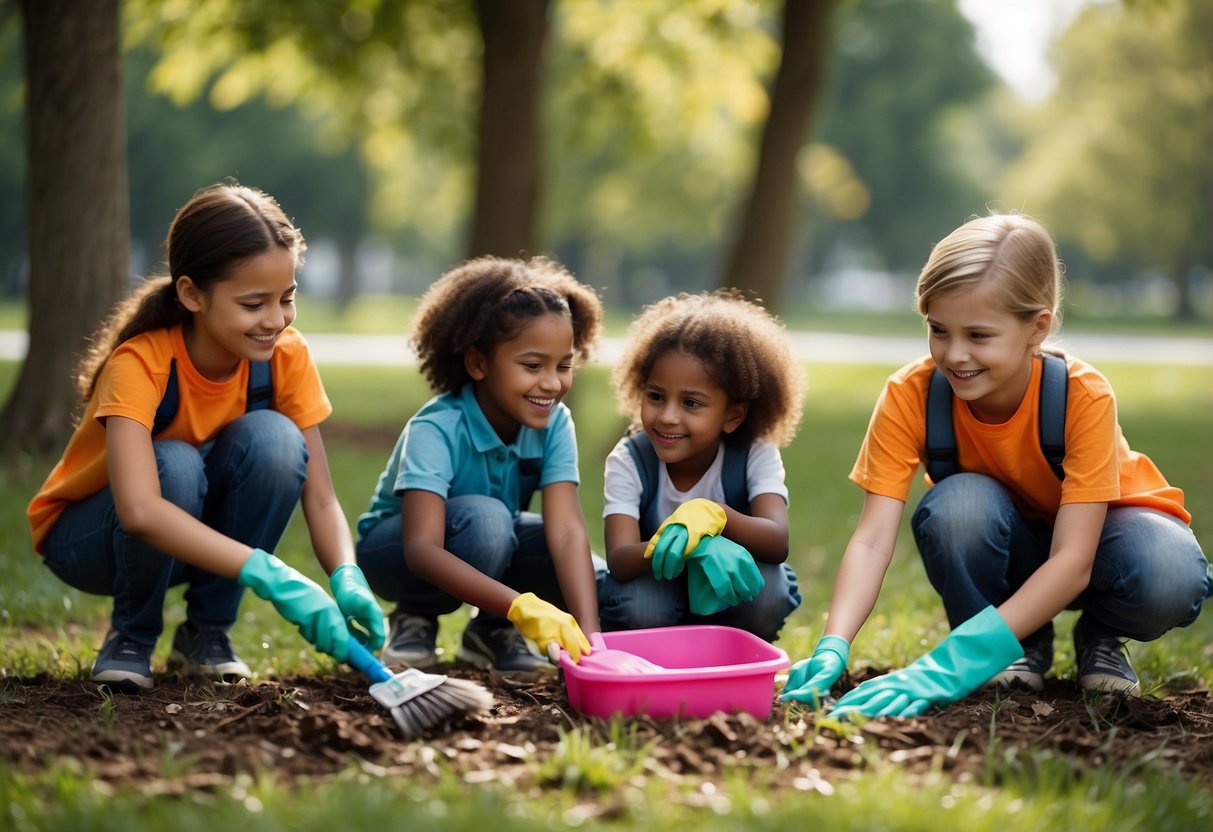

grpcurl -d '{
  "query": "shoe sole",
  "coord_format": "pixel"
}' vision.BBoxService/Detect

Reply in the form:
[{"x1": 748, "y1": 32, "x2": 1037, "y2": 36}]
[
  {"x1": 1080, "y1": 674, "x2": 1141, "y2": 697},
  {"x1": 379, "y1": 649, "x2": 440, "y2": 671},
  {"x1": 168, "y1": 651, "x2": 251, "y2": 683},
  {"x1": 990, "y1": 670, "x2": 1045, "y2": 691},
  {"x1": 455, "y1": 645, "x2": 551, "y2": 683},
  {"x1": 91, "y1": 669, "x2": 154, "y2": 693}
]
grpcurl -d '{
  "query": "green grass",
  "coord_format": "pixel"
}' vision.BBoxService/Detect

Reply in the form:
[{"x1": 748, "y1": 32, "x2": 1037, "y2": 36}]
[{"x1": 1, "y1": 356, "x2": 1211, "y2": 828}]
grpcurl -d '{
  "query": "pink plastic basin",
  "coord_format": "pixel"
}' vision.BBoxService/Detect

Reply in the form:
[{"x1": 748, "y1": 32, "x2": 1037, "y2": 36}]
[{"x1": 559, "y1": 625, "x2": 790, "y2": 719}]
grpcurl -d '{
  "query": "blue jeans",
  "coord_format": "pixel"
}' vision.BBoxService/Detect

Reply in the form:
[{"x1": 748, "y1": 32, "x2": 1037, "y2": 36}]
[
  {"x1": 356, "y1": 494, "x2": 595, "y2": 628},
  {"x1": 911, "y1": 473, "x2": 1209, "y2": 654},
  {"x1": 597, "y1": 560, "x2": 802, "y2": 643},
  {"x1": 42, "y1": 411, "x2": 309, "y2": 646}
]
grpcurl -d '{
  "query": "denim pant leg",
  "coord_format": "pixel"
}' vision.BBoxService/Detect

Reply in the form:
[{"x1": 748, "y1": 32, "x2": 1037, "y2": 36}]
[
  {"x1": 41, "y1": 440, "x2": 207, "y2": 645},
  {"x1": 1075, "y1": 507, "x2": 1209, "y2": 642},
  {"x1": 700, "y1": 562, "x2": 802, "y2": 642},
  {"x1": 356, "y1": 494, "x2": 517, "y2": 618},
  {"x1": 187, "y1": 410, "x2": 309, "y2": 627},
  {"x1": 912, "y1": 473, "x2": 1055, "y2": 653},
  {"x1": 598, "y1": 570, "x2": 690, "y2": 632}
]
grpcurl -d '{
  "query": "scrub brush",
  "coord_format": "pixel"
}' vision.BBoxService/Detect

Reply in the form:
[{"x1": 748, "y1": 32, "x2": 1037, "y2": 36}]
[{"x1": 346, "y1": 641, "x2": 494, "y2": 738}]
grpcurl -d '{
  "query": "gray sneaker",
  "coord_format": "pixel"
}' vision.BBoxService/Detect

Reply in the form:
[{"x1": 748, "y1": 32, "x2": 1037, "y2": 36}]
[
  {"x1": 91, "y1": 629, "x2": 155, "y2": 693},
  {"x1": 380, "y1": 612, "x2": 439, "y2": 670},
  {"x1": 1076, "y1": 629, "x2": 1141, "y2": 696},
  {"x1": 169, "y1": 621, "x2": 251, "y2": 682},
  {"x1": 990, "y1": 642, "x2": 1052, "y2": 691},
  {"x1": 457, "y1": 621, "x2": 550, "y2": 681}
]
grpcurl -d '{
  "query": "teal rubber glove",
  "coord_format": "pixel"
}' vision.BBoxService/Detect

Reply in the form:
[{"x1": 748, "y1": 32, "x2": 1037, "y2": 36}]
[
  {"x1": 329, "y1": 564, "x2": 386, "y2": 652},
  {"x1": 649, "y1": 524, "x2": 691, "y2": 580},
  {"x1": 646, "y1": 499, "x2": 727, "y2": 581},
  {"x1": 779, "y1": 635, "x2": 850, "y2": 707},
  {"x1": 238, "y1": 548, "x2": 351, "y2": 662},
  {"x1": 685, "y1": 535, "x2": 765, "y2": 616},
  {"x1": 829, "y1": 606, "x2": 1023, "y2": 720}
]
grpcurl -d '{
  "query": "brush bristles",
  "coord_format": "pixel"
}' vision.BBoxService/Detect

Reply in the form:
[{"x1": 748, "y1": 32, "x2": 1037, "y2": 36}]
[{"x1": 389, "y1": 677, "x2": 494, "y2": 738}]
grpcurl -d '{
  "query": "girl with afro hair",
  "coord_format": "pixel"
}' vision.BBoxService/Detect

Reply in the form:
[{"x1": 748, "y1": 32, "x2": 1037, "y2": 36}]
[
  {"x1": 356, "y1": 256, "x2": 603, "y2": 681},
  {"x1": 599, "y1": 290, "x2": 806, "y2": 641}
]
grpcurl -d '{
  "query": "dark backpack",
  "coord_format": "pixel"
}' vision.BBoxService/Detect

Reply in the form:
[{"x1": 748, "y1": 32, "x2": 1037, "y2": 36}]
[
  {"x1": 152, "y1": 358, "x2": 273, "y2": 436},
  {"x1": 925, "y1": 352, "x2": 1067, "y2": 483},
  {"x1": 624, "y1": 431, "x2": 751, "y2": 538}
]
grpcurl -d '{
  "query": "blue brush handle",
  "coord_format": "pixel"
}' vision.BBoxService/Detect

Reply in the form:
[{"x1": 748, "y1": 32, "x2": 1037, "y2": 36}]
[{"x1": 346, "y1": 640, "x2": 393, "y2": 684}]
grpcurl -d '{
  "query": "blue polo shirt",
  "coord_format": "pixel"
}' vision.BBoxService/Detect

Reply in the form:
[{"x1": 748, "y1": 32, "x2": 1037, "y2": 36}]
[{"x1": 356, "y1": 383, "x2": 581, "y2": 539}]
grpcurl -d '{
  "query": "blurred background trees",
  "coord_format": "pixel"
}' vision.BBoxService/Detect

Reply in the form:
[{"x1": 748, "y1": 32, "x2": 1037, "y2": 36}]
[{"x1": 0, "y1": 0, "x2": 1209, "y2": 451}]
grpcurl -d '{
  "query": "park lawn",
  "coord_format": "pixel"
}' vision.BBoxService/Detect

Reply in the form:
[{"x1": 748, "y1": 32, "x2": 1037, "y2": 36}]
[{"x1": 0, "y1": 357, "x2": 1211, "y2": 829}]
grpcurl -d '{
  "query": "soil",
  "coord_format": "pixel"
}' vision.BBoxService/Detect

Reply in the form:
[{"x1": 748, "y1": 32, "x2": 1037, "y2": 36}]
[{"x1": 2, "y1": 666, "x2": 1210, "y2": 797}]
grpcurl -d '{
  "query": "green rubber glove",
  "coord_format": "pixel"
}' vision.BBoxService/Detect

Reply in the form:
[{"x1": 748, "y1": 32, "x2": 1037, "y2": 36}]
[
  {"x1": 645, "y1": 498, "x2": 727, "y2": 581},
  {"x1": 829, "y1": 606, "x2": 1023, "y2": 720},
  {"x1": 507, "y1": 592, "x2": 592, "y2": 662},
  {"x1": 779, "y1": 635, "x2": 850, "y2": 707},
  {"x1": 685, "y1": 535, "x2": 765, "y2": 615},
  {"x1": 329, "y1": 564, "x2": 386, "y2": 652},
  {"x1": 238, "y1": 548, "x2": 351, "y2": 662}
]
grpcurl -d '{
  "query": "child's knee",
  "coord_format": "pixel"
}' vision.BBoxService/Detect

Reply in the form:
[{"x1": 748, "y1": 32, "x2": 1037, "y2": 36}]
[
  {"x1": 153, "y1": 440, "x2": 206, "y2": 512},
  {"x1": 597, "y1": 575, "x2": 684, "y2": 631}
]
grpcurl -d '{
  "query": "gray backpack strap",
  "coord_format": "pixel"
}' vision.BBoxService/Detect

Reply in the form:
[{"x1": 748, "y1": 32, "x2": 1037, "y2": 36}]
[
  {"x1": 1038, "y1": 353, "x2": 1067, "y2": 480},
  {"x1": 924, "y1": 368, "x2": 958, "y2": 482},
  {"x1": 624, "y1": 432, "x2": 662, "y2": 539},
  {"x1": 151, "y1": 358, "x2": 180, "y2": 436},
  {"x1": 720, "y1": 441, "x2": 751, "y2": 514}
]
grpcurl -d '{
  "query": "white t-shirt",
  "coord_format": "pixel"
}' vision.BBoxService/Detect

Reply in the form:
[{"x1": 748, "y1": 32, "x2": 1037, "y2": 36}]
[{"x1": 602, "y1": 436, "x2": 789, "y2": 522}]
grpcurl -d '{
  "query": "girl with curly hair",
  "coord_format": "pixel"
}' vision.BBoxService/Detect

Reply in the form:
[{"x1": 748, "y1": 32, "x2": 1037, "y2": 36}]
[
  {"x1": 356, "y1": 256, "x2": 603, "y2": 680},
  {"x1": 599, "y1": 290, "x2": 806, "y2": 641}
]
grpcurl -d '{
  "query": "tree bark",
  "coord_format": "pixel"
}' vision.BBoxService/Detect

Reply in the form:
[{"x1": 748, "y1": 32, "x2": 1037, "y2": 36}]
[
  {"x1": 469, "y1": 0, "x2": 550, "y2": 260},
  {"x1": 4, "y1": 0, "x2": 130, "y2": 455},
  {"x1": 720, "y1": 0, "x2": 835, "y2": 308}
]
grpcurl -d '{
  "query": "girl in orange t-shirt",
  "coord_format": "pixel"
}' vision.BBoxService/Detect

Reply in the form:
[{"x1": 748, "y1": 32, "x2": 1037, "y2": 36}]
[
  {"x1": 29, "y1": 183, "x2": 383, "y2": 692},
  {"x1": 781, "y1": 213, "x2": 1209, "y2": 718}
]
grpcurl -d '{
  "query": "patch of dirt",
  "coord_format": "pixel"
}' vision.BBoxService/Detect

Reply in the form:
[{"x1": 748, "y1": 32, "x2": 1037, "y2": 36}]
[{"x1": 2, "y1": 666, "x2": 1211, "y2": 794}]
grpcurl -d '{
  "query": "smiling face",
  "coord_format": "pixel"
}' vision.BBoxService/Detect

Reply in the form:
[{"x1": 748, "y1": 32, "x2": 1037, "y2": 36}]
[
  {"x1": 177, "y1": 246, "x2": 298, "y2": 381},
  {"x1": 466, "y1": 312, "x2": 576, "y2": 443},
  {"x1": 926, "y1": 283, "x2": 1052, "y2": 423},
  {"x1": 640, "y1": 350, "x2": 747, "y2": 487}
]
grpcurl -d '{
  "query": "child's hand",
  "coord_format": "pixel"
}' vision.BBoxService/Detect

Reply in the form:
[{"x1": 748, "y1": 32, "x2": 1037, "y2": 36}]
[
  {"x1": 829, "y1": 606, "x2": 1022, "y2": 720},
  {"x1": 329, "y1": 564, "x2": 387, "y2": 652},
  {"x1": 644, "y1": 498, "x2": 726, "y2": 579},
  {"x1": 507, "y1": 592, "x2": 592, "y2": 662},
  {"x1": 779, "y1": 635, "x2": 850, "y2": 707},
  {"x1": 685, "y1": 535, "x2": 764, "y2": 615},
  {"x1": 238, "y1": 548, "x2": 351, "y2": 661}
]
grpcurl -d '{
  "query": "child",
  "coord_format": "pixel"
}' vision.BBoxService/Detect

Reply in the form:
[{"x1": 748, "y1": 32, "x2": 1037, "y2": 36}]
[
  {"x1": 29, "y1": 183, "x2": 383, "y2": 693},
  {"x1": 355, "y1": 256, "x2": 601, "y2": 680},
  {"x1": 781, "y1": 213, "x2": 1211, "y2": 718},
  {"x1": 598, "y1": 290, "x2": 805, "y2": 640}
]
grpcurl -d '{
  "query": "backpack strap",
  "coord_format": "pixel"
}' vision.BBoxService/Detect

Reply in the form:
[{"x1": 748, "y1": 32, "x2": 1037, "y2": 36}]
[
  {"x1": 924, "y1": 367, "x2": 958, "y2": 483},
  {"x1": 246, "y1": 360, "x2": 273, "y2": 411},
  {"x1": 624, "y1": 432, "x2": 663, "y2": 539},
  {"x1": 625, "y1": 431, "x2": 752, "y2": 538},
  {"x1": 1038, "y1": 353, "x2": 1067, "y2": 480},
  {"x1": 924, "y1": 355, "x2": 1068, "y2": 483},
  {"x1": 151, "y1": 358, "x2": 180, "y2": 436},
  {"x1": 152, "y1": 358, "x2": 274, "y2": 436}
]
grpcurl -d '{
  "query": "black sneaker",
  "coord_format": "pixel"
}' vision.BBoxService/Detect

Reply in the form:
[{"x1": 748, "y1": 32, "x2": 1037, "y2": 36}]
[
  {"x1": 457, "y1": 620, "x2": 550, "y2": 681},
  {"x1": 380, "y1": 612, "x2": 439, "y2": 670},
  {"x1": 990, "y1": 641, "x2": 1052, "y2": 691},
  {"x1": 91, "y1": 629, "x2": 155, "y2": 693},
  {"x1": 1075, "y1": 628, "x2": 1141, "y2": 696},
  {"x1": 169, "y1": 621, "x2": 251, "y2": 682}
]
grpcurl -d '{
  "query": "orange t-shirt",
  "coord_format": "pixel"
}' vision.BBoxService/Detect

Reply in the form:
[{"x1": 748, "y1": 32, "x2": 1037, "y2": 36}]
[
  {"x1": 849, "y1": 354, "x2": 1189, "y2": 525},
  {"x1": 28, "y1": 324, "x2": 332, "y2": 553}
]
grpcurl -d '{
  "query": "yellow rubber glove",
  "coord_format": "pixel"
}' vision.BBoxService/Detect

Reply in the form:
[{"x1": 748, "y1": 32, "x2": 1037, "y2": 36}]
[
  {"x1": 507, "y1": 592, "x2": 592, "y2": 663},
  {"x1": 643, "y1": 498, "x2": 727, "y2": 580}
]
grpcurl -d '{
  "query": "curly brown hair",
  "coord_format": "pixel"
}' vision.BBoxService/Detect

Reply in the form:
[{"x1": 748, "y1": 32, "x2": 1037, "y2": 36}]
[
  {"x1": 411, "y1": 255, "x2": 603, "y2": 394},
  {"x1": 612, "y1": 290, "x2": 805, "y2": 447}
]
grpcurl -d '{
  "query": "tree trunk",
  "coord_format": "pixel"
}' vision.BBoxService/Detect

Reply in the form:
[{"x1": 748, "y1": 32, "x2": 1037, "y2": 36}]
[
  {"x1": 720, "y1": 0, "x2": 835, "y2": 308},
  {"x1": 3, "y1": 0, "x2": 129, "y2": 455},
  {"x1": 469, "y1": 0, "x2": 550, "y2": 260}
]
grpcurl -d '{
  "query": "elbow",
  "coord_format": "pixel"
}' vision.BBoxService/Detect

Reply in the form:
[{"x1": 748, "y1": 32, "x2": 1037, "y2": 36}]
[{"x1": 114, "y1": 498, "x2": 156, "y2": 539}]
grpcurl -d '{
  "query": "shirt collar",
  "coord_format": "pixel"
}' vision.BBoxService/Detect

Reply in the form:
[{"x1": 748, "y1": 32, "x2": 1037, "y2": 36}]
[{"x1": 458, "y1": 383, "x2": 546, "y2": 457}]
